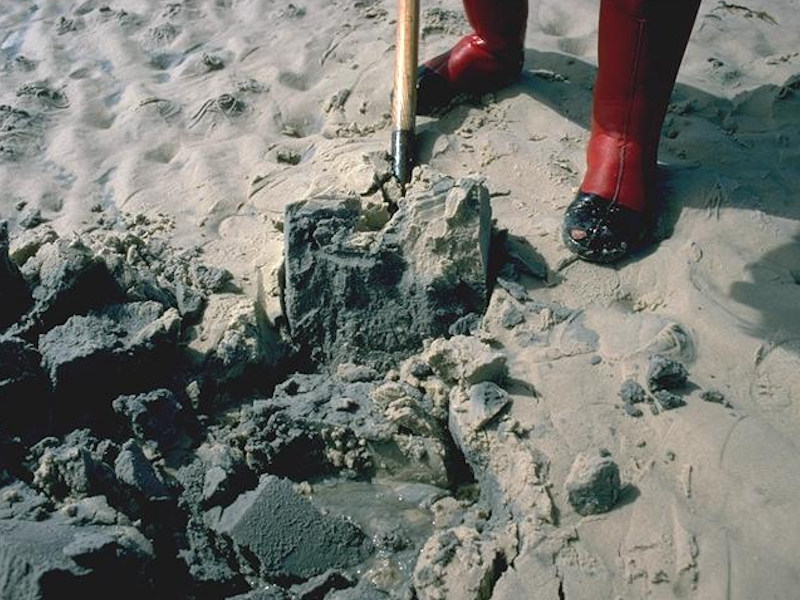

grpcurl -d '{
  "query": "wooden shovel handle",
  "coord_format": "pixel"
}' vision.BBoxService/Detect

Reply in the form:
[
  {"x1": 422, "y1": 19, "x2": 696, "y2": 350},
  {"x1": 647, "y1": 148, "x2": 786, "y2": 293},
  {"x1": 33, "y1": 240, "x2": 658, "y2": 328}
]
[{"x1": 391, "y1": 0, "x2": 419, "y2": 184}]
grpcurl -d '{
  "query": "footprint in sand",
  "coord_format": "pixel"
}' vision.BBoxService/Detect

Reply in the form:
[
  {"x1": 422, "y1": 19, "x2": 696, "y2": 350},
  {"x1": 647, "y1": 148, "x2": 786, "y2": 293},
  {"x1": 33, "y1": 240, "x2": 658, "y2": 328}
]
[
  {"x1": 16, "y1": 81, "x2": 69, "y2": 110},
  {"x1": 143, "y1": 142, "x2": 180, "y2": 164},
  {"x1": 353, "y1": 0, "x2": 388, "y2": 21},
  {"x1": 178, "y1": 51, "x2": 227, "y2": 77},
  {"x1": 188, "y1": 93, "x2": 246, "y2": 129},
  {"x1": 10, "y1": 55, "x2": 37, "y2": 72},
  {"x1": 274, "y1": 3, "x2": 308, "y2": 20},
  {"x1": 0, "y1": 105, "x2": 45, "y2": 161},
  {"x1": 277, "y1": 108, "x2": 325, "y2": 139},
  {"x1": 140, "y1": 21, "x2": 180, "y2": 52},
  {"x1": 277, "y1": 70, "x2": 314, "y2": 92},
  {"x1": 55, "y1": 16, "x2": 79, "y2": 35},
  {"x1": 138, "y1": 97, "x2": 182, "y2": 123}
]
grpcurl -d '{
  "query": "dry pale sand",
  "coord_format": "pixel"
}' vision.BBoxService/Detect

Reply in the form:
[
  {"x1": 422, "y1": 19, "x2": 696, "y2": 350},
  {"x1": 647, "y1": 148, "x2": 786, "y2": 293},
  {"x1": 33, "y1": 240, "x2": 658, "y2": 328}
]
[{"x1": 2, "y1": 0, "x2": 800, "y2": 597}]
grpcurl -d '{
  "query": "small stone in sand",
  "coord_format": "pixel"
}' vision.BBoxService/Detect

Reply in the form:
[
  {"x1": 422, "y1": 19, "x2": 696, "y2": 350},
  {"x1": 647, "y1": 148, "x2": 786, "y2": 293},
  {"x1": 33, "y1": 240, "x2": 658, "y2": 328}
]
[
  {"x1": 653, "y1": 390, "x2": 685, "y2": 411},
  {"x1": 701, "y1": 388, "x2": 730, "y2": 406},
  {"x1": 623, "y1": 403, "x2": 644, "y2": 418},
  {"x1": 465, "y1": 382, "x2": 511, "y2": 431},
  {"x1": 619, "y1": 379, "x2": 647, "y2": 404},
  {"x1": 565, "y1": 451, "x2": 621, "y2": 516},
  {"x1": 647, "y1": 355, "x2": 689, "y2": 391}
]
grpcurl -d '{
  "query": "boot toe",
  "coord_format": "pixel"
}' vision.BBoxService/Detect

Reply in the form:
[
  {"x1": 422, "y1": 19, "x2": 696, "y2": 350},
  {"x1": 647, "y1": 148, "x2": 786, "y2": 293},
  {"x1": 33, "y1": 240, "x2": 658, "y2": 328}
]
[{"x1": 562, "y1": 192, "x2": 648, "y2": 264}]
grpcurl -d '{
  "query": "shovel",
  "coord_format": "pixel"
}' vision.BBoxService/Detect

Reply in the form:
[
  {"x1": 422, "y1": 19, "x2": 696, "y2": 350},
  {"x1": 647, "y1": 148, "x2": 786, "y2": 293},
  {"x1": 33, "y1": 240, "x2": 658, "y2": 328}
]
[{"x1": 390, "y1": 0, "x2": 420, "y2": 185}]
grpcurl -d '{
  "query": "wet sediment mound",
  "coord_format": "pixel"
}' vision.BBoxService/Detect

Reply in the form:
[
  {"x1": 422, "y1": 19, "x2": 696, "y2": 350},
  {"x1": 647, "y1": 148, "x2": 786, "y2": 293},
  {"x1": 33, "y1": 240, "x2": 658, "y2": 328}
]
[
  {"x1": 284, "y1": 169, "x2": 492, "y2": 370},
  {"x1": 0, "y1": 162, "x2": 712, "y2": 599},
  {"x1": 0, "y1": 165, "x2": 502, "y2": 599},
  {"x1": 0, "y1": 210, "x2": 290, "y2": 597}
]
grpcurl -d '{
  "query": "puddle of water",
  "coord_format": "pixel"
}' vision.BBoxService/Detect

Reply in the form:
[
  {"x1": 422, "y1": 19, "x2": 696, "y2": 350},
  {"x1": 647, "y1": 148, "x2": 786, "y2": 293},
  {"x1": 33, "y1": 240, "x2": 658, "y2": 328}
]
[{"x1": 309, "y1": 477, "x2": 447, "y2": 593}]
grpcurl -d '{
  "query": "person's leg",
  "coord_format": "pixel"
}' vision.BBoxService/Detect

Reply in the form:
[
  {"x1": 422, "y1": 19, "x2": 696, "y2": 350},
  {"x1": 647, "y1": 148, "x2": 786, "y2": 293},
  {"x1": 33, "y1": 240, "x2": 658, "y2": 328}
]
[
  {"x1": 417, "y1": 0, "x2": 528, "y2": 115},
  {"x1": 563, "y1": 0, "x2": 701, "y2": 263}
]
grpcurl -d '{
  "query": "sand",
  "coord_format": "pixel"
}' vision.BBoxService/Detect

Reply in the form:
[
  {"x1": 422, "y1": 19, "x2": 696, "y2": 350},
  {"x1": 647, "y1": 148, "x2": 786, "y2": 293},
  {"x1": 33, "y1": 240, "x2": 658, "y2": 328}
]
[{"x1": 2, "y1": 0, "x2": 800, "y2": 598}]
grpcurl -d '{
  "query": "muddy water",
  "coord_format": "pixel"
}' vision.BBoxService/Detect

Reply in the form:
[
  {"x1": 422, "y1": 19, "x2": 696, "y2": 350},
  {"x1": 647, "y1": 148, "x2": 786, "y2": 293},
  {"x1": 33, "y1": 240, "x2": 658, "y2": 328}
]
[{"x1": 309, "y1": 477, "x2": 447, "y2": 593}]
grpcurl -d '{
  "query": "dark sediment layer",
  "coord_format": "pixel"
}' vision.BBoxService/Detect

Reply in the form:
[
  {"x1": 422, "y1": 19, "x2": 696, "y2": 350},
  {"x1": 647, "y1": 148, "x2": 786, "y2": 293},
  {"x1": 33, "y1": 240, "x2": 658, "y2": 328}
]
[
  {"x1": 0, "y1": 169, "x2": 499, "y2": 599},
  {"x1": 284, "y1": 171, "x2": 492, "y2": 370}
]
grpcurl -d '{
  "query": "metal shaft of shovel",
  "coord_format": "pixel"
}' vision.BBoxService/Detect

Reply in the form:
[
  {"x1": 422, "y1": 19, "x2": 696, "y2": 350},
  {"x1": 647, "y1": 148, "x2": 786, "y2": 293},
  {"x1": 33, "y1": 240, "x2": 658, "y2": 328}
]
[{"x1": 391, "y1": 0, "x2": 420, "y2": 185}]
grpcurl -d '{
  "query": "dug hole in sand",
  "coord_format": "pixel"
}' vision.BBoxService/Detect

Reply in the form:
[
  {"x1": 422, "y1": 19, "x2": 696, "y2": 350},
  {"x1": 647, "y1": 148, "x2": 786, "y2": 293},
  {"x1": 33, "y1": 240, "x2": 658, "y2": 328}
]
[{"x1": 2, "y1": 0, "x2": 800, "y2": 599}]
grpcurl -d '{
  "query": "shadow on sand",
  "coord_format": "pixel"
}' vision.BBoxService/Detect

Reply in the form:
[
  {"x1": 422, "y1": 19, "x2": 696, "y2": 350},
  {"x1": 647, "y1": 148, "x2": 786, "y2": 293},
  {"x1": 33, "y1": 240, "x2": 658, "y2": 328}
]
[{"x1": 417, "y1": 47, "x2": 800, "y2": 353}]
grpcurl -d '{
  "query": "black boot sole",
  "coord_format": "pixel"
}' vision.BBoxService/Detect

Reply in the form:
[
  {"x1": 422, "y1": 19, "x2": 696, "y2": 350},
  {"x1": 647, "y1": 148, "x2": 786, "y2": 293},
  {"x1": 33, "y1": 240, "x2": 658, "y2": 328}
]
[{"x1": 562, "y1": 192, "x2": 650, "y2": 264}]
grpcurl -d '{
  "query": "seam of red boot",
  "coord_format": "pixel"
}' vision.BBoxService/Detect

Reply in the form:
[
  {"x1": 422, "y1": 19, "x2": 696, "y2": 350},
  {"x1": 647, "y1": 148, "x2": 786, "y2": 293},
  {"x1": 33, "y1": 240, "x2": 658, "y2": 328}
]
[{"x1": 612, "y1": 18, "x2": 647, "y2": 209}]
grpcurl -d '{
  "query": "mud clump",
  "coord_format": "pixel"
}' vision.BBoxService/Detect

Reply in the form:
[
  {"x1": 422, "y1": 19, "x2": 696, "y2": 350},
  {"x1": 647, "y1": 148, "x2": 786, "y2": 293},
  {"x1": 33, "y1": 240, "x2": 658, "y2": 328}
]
[
  {"x1": 15, "y1": 237, "x2": 123, "y2": 337},
  {"x1": 210, "y1": 475, "x2": 372, "y2": 582},
  {"x1": 0, "y1": 512, "x2": 155, "y2": 600},
  {"x1": 112, "y1": 389, "x2": 181, "y2": 450},
  {"x1": 619, "y1": 379, "x2": 647, "y2": 417},
  {"x1": 619, "y1": 378, "x2": 647, "y2": 404},
  {"x1": 226, "y1": 585, "x2": 294, "y2": 600},
  {"x1": 647, "y1": 354, "x2": 689, "y2": 392},
  {"x1": 39, "y1": 301, "x2": 181, "y2": 421},
  {"x1": 284, "y1": 172, "x2": 492, "y2": 370},
  {"x1": 413, "y1": 525, "x2": 514, "y2": 600},
  {"x1": 30, "y1": 431, "x2": 120, "y2": 503},
  {"x1": 0, "y1": 221, "x2": 32, "y2": 330},
  {"x1": 185, "y1": 293, "x2": 282, "y2": 387},
  {"x1": 0, "y1": 169, "x2": 626, "y2": 600},
  {"x1": 422, "y1": 336, "x2": 507, "y2": 386},
  {"x1": 0, "y1": 213, "x2": 295, "y2": 598},
  {"x1": 114, "y1": 440, "x2": 171, "y2": 501},
  {"x1": 289, "y1": 570, "x2": 357, "y2": 598},
  {"x1": 564, "y1": 451, "x2": 621, "y2": 516},
  {"x1": 653, "y1": 389, "x2": 686, "y2": 411},
  {"x1": 0, "y1": 336, "x2": 48, "y2": 434}
]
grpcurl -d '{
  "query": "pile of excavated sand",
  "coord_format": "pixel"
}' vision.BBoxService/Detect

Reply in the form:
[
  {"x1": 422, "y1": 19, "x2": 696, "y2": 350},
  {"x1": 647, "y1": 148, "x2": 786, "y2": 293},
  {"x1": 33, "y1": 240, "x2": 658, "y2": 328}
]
[{"x1": 0, "y1": 168, "x2": 529, "y2": 599}]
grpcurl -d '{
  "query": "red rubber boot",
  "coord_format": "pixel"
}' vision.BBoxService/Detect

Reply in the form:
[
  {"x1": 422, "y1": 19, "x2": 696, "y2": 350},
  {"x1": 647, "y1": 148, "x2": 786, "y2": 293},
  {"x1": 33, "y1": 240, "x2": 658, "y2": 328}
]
[
  {"x1": 563, "y1": 0, "x2": 701, "y2": 263},
  {"x1": 417, "y1": 0, "x2": 528, "y2": 115}
]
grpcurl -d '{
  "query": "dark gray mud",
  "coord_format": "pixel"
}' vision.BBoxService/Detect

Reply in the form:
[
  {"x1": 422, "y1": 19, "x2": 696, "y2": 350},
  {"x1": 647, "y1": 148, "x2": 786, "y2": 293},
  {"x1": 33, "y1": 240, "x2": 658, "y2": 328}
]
[
  {"x1": 284, "y1": 170, "x2": 492, "y2": 370},
  {"x1": 0, "y1": 167, "x2": 498, "y2": 599}
]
